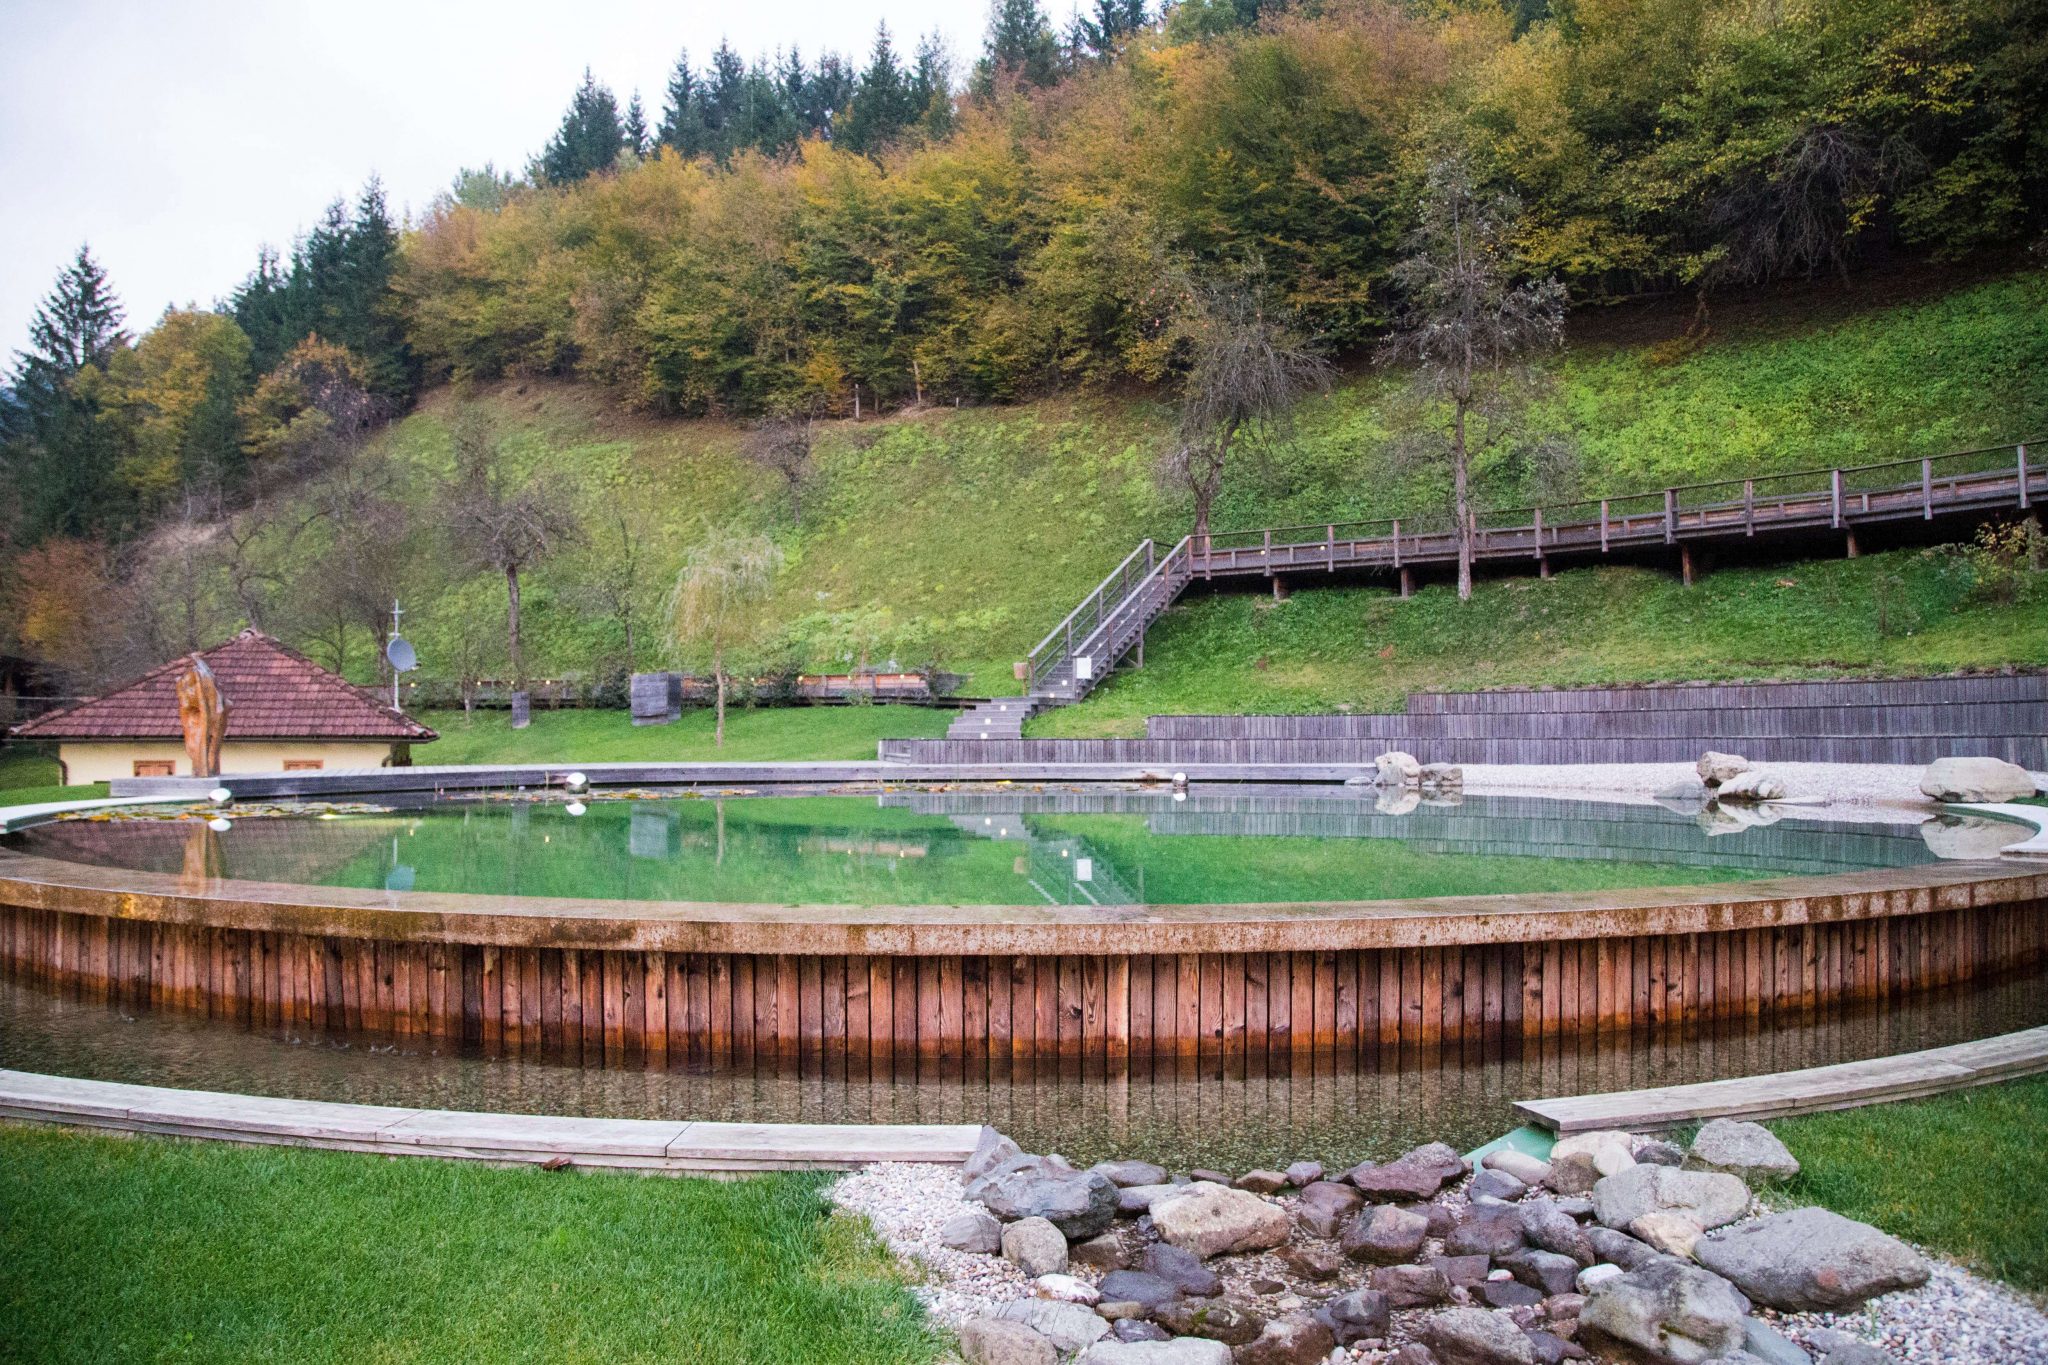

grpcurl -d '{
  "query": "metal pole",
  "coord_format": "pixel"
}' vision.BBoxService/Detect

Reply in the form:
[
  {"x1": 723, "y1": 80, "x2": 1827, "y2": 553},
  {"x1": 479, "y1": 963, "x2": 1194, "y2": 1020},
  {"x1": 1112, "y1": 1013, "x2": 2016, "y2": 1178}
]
[
  {"x1": 1744, "y1": 479, "x2": 1754, "y2": 536},
  {"x1": 1830, "y1": 469, "x2": 1842, "y2": 529},
  {"x1": 1664, "y1": 489, "x2": 1676, "y2": 544},
  {"x1": 2021, "y1": 444, "x2": 2031, "y2": 511},
  {"x1": 1922, "y1": 457, "x2": 1933, "y2": 520},
  {"x1": 1532, "y1": 507, "x2": 1543, "y2": 558},
  {"x1": 1392, "y1": 519, "x2": 1401, "y2": 569},
  {"x1": 1600, "y1": 500, "x2": 1609, "y2": 553}
]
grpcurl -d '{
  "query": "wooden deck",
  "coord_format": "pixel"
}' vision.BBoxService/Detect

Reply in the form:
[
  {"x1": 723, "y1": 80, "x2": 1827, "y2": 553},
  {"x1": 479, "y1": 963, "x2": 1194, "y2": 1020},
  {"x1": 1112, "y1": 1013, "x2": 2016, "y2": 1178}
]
[
  {"x1": 1514, "y1": 1024, "x2": 2048, "y2": 1133},
  {"x1": 0, "y1": 1068, "x2": 985, "y2": 1173},
  {"x1": 1025, "y1": 441, "x2": 2043, "y2": 707}
]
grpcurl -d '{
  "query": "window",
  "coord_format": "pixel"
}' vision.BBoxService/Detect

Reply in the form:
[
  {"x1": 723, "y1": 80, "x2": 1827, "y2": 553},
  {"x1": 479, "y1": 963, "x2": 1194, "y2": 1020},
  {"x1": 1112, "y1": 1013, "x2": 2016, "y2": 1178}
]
[
  {"x1": 133, "y1": 760, "x2": 174, "y2": 777},
  {"x1": 282, "y1": 759, "x2": 324, "y2": 772}
]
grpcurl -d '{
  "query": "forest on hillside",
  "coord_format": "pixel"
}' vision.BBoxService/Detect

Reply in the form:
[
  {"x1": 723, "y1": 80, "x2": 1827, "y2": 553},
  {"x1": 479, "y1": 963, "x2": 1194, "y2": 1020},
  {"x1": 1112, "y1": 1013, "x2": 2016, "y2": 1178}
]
[{"x1": 3, "y1": 0, "x2": 2044, "y2": 702}]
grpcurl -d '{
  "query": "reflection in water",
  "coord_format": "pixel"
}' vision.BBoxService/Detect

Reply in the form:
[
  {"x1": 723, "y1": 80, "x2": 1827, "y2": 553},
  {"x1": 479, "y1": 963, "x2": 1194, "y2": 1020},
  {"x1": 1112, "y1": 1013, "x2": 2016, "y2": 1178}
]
[
  {"x1": 3, "y1": 966, "x2": 2041, "y2": 1170},
  {"x1": 4, "y1": 789, "x2": 1992, "y2": 910}
]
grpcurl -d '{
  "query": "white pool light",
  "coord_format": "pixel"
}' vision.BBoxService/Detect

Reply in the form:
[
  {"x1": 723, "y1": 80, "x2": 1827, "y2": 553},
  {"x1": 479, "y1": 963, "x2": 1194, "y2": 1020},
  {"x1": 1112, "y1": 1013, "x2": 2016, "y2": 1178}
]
[
  {"x1": 207, "y1": 817, "x2": 232, "y2": 832},
  {"x1": 565, "y1": 800, "x2": 588, "y2": 816},
  {"x1": 564, "y1": 772, "x2": 589, "y2": 792},
  {"x1": 208, "y1": 787, "x2": 233, "y2": 805}
]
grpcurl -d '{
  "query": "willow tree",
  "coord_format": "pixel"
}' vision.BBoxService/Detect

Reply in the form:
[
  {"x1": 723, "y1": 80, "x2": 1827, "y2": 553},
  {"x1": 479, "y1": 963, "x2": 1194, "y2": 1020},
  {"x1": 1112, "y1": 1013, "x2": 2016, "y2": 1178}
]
[
  {"x1": 1380, "y1": 156, "x2": 1567, "y2": 601},
  {"x1": 664, "y1": 526, "x2": 784, "y2": 747},
  {"x1": 1162, "y1": 266, "x2": 1332, "y2": 550}
]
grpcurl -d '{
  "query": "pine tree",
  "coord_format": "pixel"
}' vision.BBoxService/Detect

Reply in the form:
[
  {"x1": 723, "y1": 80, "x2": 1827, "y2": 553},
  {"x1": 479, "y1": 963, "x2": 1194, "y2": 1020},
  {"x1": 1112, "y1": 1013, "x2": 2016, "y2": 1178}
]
[
  {"x1": 840, "y1": 25, "x2": 916, "y2": 155},
  {"x1": 807, "y1": 52, "x2": 854, "y2": 137},
  {"x1": 911, "y1": 34, "x2": 954, "y2": 140},
  {"x1": 230, "y1": 247, "x2": 294, "y2": 376},
  {"x1": 623, "y1": 92, "x2": 649, "y2": 157},
  {"x1": 5, "y1": 247, "x2": 129, "y2": 538},
  {"x1": 338, "y1": 178, "x2": 416, "y2": 401},
  {"x1": 735, "y1": 57, "x2": 799, "y2": 157},
  {"x1": 704, "y1": 43, "x2": 748, "y2": 163},
  {"x1": 976, "y1": 0, "x2": 1062, "y2": 92},
  {"x1": 536, "y1": 69, "x2": 626, "y2": 183},
  {"x1": 1073, "y1": 0, "x2": 1149, "y2": 62},
  {"x1": 657, "y1": 50, "x2": 709, "y2": 157}
]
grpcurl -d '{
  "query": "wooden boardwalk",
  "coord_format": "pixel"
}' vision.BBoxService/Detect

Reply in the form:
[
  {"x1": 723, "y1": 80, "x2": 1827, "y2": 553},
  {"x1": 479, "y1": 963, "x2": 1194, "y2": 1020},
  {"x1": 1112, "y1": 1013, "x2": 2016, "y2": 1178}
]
[
  {"x1": 0, "y1": 1069, "x2": 984, "y2": 1173},
  {"x1": 1514, "y1": 1024, "x2": 2048, "y2": 1133},
  {"x1": 1023, "y1": 441, "x2": 2042, "y2": 709}
]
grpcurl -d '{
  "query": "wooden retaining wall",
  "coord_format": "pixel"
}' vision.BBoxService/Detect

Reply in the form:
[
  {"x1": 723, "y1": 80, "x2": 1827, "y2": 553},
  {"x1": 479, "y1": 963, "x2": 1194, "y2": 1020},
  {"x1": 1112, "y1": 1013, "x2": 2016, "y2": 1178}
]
[{"x1": 5, "y1": 898, "x2": 2041, "y2": 1075}]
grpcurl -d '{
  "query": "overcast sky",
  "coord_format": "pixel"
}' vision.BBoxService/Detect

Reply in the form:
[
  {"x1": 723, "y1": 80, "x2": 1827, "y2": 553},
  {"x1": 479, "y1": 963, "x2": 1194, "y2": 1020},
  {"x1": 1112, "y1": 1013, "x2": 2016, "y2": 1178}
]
[{"x1": 0, "y1": 0, "x2": 981, "y2": 360}]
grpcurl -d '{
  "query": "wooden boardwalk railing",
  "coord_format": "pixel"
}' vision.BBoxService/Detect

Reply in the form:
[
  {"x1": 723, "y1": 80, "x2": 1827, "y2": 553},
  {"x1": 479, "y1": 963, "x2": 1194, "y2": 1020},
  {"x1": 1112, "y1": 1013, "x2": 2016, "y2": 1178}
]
[{"x1": 1022, "y1": 441, "x2": 2041, "y2": 708}]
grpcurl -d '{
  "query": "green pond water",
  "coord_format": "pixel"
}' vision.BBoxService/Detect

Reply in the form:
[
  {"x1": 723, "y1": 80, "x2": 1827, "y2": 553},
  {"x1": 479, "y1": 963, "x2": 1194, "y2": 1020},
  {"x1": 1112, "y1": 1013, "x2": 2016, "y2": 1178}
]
[{"x1": 1, "y1": 789, "x2": 1959, "y2": 908}]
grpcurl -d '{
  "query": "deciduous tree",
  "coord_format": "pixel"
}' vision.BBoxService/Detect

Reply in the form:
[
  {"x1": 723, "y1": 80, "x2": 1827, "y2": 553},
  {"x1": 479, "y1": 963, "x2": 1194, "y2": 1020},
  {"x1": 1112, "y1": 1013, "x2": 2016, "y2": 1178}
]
[{"x1": 664, "y1": 526, "x2": 784, "y2": 747}]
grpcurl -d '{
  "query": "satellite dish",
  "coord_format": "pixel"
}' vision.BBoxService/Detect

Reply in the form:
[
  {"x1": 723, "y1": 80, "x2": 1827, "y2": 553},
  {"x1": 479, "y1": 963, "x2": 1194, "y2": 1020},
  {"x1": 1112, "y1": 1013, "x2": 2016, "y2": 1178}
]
[{"x1": 386, "y1": 636, "x2": 418, "y2": 673}]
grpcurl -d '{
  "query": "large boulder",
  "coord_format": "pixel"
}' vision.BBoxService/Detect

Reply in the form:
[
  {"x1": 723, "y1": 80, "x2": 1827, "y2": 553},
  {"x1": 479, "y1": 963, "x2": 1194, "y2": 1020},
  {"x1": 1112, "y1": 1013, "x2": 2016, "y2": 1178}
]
[
  {"x1": 980, "y1": 1165, "x2": 1120, "y2": 1240},
  {"x1": 1446, "y1": 1204, "x2": 1528, "y2": 1259},
  {"x1": 1152, "y1": 1297, "x2": 1266, "y2": 1345},
  {"x1": 1521, "y1": 1200, "x2": 1596, "y2": 1265},
  {"x1": 963, "y1": 1128, "x2": 1024, "y2": 1185},
  {"x1": 1920, "y1": 756, "x2": 2037, "y2": 803},
  {"x1": 1684, "y1": 1120, "x2": 1800, "y2": 1186},
  {"x1": 943, "y1": 1208, "x2": 1005, "y2": 1253},
  {"x1": 1319, "y1": 1288, "x2": 1391, "y2": 1345},
  {"x1": 1586, "y1": 1226, "x2": 1666, "y2": 1272},
  {"x1": 960, "y1": 1317, "x2": 1057, "y2": 1365},
  {"x1": 1347, "y1": 1142, "x2": 1468, "y2": 1199},
  {"x1": 1149, "y1": 1182, "x2": 1291, "y2": 1258},
  {"x1": 993, "y1": 1298, "x2": 1112, "y2": 1354},
  {"x1": 1548, "y1": 1131, "x2": 1635, "y2": 1194},
  {"x1": 1342, "y1": 1204, "x2": 1430, "y2": 1265},
  {"x1": 1692, "y1": 1207, "x2": 1929, "y2": 1312},
  {"x1": 1420, "y1": 1308, "x2": 1540, "y2": 1365},
  {"x1": 1099, "y1": 1270, "x2": 1182, "y2": 1312},
  {"x1": 1120, "y1": 1184, "x2": 1180, "y2": 1215},
  {"x1": 1501, "y1": 1249, "x2": 1583, "y2": 1297},
  {"x1": 1293, "y1": 1180, "x2": 1364, "y2": 1237},
  {"x1": 1593, "y1": 1165, "x2": 1750, "y2": 1232},
  {"x1": 1076, "y1": 1339, "x2": 1233, "y2": 1365},
  {"x1": 1576, "y1": 1259, "x2": 1749, "y2": 1364},
  {"x1": 1235, "y1": 1312, "x2": 1338, "y2": 1365},
  {"x1": 1002, "y1": 1217, "x2": 1069, "y2": 1276},
  {"x1": 1697, "y1": 752, "x2": 1751, "y2": 787},
  {"x1": 1375, "y1": 751, "x2": 1423, "y2": 787},
  {"x1": 1142, "y1": 1243, "x2": 1223, "y2": 1297},
  {"x1": 1716, "y1": 771, "x2": 1787, "y2": 802}
]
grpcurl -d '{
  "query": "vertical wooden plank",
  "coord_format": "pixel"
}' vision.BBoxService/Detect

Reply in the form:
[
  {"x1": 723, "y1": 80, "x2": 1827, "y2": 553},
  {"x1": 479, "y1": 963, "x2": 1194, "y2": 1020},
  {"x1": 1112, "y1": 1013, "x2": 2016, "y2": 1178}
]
[
  {"x1": 1127, "y1": 952, "x2": 1152, "y2": 1066},
  {"x1": 1420, "y1": 947, "x2": 1444, "y2": 1051},
  {"x1": 919, "y1": 955, "x2": 947, "y2": 1072},
  {"x1": 1105, "y1": 955, "x2": 1130, "y2": 1074},
  {"x1": 708, "y1": 953, "x2": 733, "y2": 1063},
  {"x1": 1081, "y1": 953, "x2": 1107, "y2": 1073},
  {"x1": 579, "y1": 948, "x2": 604, "y2": 1063},
  {"x1": 897, "y1": 956, "x2": 921, "y2": 1071},
  {"x1": 961, "y1": 954, "x2": 988, "y2": 1082},
  {"x1": 777, "y1": 955, "x2": 801, "y2": 1072},
  {"x1": 1314, "y1": 951, "x2": 1338, "y2": 1056},
  {"x1": 867, "y1": 956, "x2": 893, "y2": 1080},
  {"x1": 800, "y1": 954, "x2": 824, "y2": 1073},
  {"x1": 1335, "y1": 949, "x2": 1359, "y2": 1063},
  {"x1": 1011, "y1": 956, "x2": 1036, "y2": 1076},
  {"x1": 844, "y1": 954, "x2": 870, "y2": 1082},
  {"x1": 1034, "y1": 956, "x2": 1058, "y2": 1072},
  {"x1": 1267, "y1": 952, "x2": 1293, "y2": 1062},
  {"x1": 1177, "y1": 954, "x2": 1202, "y2": 1062},
  {"x1": 824, "y1": 954, "x2": 849, "y2": 1081},
  {"x1": 1222, "y1": 951, "x2": 1249, "y2": 1067},
  {"x1": 1439, "y1": 947, "x2": 1464, "y2": 1049},
  {"x1": 1245, "y1": 949, "x2": 1270, "y2": 1070},
  {"x1": 1198, "y1": 953, "x2": 1222, "y2": 1069},
  {"x1": 754, "y1": 955, "x2": 780, "y2": 1071},
  {"x1": 1291, "y1": 950, "x2": 1316, "y2": 1059}
]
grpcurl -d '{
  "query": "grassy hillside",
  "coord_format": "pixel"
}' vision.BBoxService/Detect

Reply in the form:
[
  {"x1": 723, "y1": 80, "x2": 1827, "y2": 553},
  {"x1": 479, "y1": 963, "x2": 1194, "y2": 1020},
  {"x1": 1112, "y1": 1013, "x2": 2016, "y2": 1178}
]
[{"x1": 294, "y1": 270, "x2": 2048, "y2": 707}]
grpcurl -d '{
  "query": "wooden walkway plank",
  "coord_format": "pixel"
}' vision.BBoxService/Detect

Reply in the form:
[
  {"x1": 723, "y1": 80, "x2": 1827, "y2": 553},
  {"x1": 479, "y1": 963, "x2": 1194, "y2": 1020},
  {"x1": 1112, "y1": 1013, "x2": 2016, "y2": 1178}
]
[
  {"x1": 1515, "y1": 1025, "x2": 2048, "y2": 1133},
  {"x1": 0, "y1": 1068, "x2": 984, "y2": 1173}
]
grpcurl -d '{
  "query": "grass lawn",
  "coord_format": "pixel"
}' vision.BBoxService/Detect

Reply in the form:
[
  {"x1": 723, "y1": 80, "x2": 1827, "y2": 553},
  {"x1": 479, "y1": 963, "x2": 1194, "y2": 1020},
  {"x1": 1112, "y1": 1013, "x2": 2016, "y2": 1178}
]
[
  {"x1": 414, "y1": 703, "x2": 955, "y2": 765},
  {"x1": 1767, "y1": 1076, "x2": 2048, "y2": 1293},
  {"x1": 0, "y1": 746, "x2": 106, "y2": 806},
  {"x1": 0, "y1": 1124, "x2": 940, "y2": 1365}
]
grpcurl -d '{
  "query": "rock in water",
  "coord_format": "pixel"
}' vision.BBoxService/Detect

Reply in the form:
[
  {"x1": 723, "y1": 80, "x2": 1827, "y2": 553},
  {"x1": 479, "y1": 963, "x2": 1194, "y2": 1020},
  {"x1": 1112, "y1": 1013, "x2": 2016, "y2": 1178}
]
[
  {"x1": 1692, "y1": 1207, "x2": 1929, "y2": 1312},
  {"x1": 1421, "y1": 1307, "x2": 1539, "y2": 1365},
  {"x1": 1076, "y1": 1339, "x2": 1234, "y2": 1364},
  {"x1": 1149, "y1": 1181, "x2": 1291, "y2": 1258},
  {"x1": 1002, "y1": 1217, "x2": 1069, "y2": 1277},
  {"x1": 1293, "y1": 1180, "x2": 1364, "y2": 1237},
  {"x1": 1577, "y1": 1259, "x2": 1749, "y2": 1364},
  {"x1": 1920, "y1": 755, "x2": 2037, "y2": 802},
  {"x1": 1320, "y1": 1287, "x2": 1391, "y2": 1345},
  {"x1": 1236, "y1": 1311, "x2": 1338, "y2": 1365},
  {"x1": 993, "y1": 1298, "x2": 1112, "y2": 1354},
  {"x1": 1592, "y1": 1165, "x2": 1750, "y2": 1232},
  {"x1": 1375, "y1": 750, "x2": 1423, "y2": 787},
  {"x1": 981, "y1": 1167, "x2": 1120, "y2": 1240},
  {"x1": 1342, "y1": 1204, "x2": 1430, "y2": 1265},
  {"x1": 942, "y1": 1208, "x2": 1005, "y2": 1253},
  {"x1": 1696, "y1": 751, "x2": 1751, "y2": 786},
  {"x1": 1346, "y1": 1142, "x2": 1468, "y2": 1199},
  {"x1": 960, "y1": 1317, "x2": 1057, "y2": 1365},
  {"x1": 1684, "y1": 1120, "x2": 1800, "y2": 1186}
]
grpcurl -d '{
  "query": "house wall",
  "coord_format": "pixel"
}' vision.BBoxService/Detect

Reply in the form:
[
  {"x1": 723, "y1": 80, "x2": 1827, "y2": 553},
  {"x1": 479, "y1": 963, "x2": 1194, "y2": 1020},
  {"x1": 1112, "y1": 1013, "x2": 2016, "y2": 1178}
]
[{"x1": 57, "y1": 741, "x2": 401, "y2": 786}]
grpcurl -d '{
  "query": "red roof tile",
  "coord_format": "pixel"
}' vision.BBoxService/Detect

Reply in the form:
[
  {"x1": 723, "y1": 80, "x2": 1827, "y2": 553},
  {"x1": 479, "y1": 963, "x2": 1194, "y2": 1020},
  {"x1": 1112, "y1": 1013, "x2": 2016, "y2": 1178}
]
[{"x1": 10, "y1": 630, "x2": 437, "y2": 744}]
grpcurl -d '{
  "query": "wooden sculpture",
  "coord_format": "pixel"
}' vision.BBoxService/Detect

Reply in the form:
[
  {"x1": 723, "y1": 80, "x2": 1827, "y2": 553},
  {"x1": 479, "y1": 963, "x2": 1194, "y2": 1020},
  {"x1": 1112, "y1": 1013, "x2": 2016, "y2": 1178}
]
[{"x1": 176, "y1": 657, "x2": 228, "y2": 778}]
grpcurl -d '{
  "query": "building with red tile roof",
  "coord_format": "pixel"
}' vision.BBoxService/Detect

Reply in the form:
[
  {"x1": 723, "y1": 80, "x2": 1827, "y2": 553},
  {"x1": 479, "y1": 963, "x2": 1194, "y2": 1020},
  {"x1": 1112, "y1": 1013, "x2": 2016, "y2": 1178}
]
[{"x1": 11, "y1": 630, "x2": 436, "y2": 784}]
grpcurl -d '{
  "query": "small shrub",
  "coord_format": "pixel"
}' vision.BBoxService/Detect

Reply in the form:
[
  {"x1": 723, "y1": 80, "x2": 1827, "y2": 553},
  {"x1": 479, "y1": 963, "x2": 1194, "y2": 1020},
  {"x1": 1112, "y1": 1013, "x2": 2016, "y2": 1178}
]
[{"x1": 1962, "y1": 520, "x2": 2036, "y2": 605}]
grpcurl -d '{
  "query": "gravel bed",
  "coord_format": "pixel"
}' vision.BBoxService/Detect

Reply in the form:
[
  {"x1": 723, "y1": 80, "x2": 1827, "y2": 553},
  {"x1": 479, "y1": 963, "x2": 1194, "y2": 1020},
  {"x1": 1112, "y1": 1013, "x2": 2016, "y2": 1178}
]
[
  {"x1": 831, "y1": 1160, "x2": 1034, "y2": 1326},
  {"x1": 1775, "y1": 1255, "x2": 2048, "y2": 1364}
]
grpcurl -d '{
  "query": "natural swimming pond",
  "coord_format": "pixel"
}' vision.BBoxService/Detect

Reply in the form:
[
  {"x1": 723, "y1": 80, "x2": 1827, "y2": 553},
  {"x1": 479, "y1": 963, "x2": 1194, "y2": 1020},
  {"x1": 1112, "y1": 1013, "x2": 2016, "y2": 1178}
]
[{"x1": 0, "y1": 788, "x2": 1978, "y2": 908}]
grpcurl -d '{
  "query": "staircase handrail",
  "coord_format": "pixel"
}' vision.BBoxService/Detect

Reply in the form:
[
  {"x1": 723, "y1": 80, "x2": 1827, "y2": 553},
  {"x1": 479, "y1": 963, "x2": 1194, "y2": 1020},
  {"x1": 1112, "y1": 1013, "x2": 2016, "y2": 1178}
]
[{"x1": 1025, "y1": 538, "x2": 1157, "y2": 689}]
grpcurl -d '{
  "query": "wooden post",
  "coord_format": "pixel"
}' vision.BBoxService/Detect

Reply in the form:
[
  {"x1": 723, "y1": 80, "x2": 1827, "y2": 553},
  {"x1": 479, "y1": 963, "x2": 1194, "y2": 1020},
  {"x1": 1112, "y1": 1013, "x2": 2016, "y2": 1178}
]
[
  {"x1": 1538, "y1": 556, "x2": 1551, "y2": 580},
  {"x1": 2020, "y1": 443, "x2": 2030, "y2": 511},
  {"x1": 1326, "y1": 524, "x2": 1335, "y2": 572},
  {"x1": 1272, "y1": 576, "x2": 1288, "y2": 602},
  {"x1": 1680, "y1": 544, "x2": 1695, "y2": 587},
  {"x1": 1599, "y1": 500, "x2": 1609, "y2": 553},
  {"x1": 1830, "y1": 469, "x2": 1843, "y2": 528},
  {"x1": 1743, "y1": 479, "x2": 1755, "y2": 536},
  {"x1": 1663, "y1": 489, "x2": 1676, "y2": 544},
  {"x1": 1922, "y1": 457, "x2": 1933, "y2": 520},
  {"x1": 1845, "y1": 529, "x2": 1860, "y2": 559},
  {"x1": 1391, "y1": 519, "x2": 1402, "y2": 569},
  {"x1": 1399, "y1": 567, "x2": 1413, "y2": 599},
  {"x1": 1532, "y1": 507, "x2": 1543, "y2": 558}
]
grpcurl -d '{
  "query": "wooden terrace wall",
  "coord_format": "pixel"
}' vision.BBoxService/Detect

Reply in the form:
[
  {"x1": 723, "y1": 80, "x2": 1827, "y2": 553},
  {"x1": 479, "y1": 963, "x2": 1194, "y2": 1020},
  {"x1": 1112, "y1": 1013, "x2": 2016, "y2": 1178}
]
[{"x1": 4, "y1": 898, "x2": 2041, "y2": 1075}]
